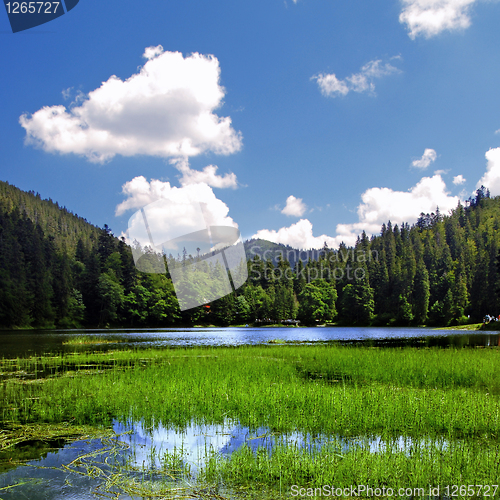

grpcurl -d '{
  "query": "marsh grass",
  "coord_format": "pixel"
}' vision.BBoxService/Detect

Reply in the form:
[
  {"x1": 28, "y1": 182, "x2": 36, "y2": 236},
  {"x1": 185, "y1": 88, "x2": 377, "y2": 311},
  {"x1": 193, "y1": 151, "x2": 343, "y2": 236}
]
[
  {"x1": 62, "y1": 335, "x2": 120, "y2": 345},
  {"x1": 1, "y1": 344, "x2": 500, "y2": 492},
  {"x1": 2, "y1": 345, "x2": 500, "y2": 435},
  {"x1": 0, "y1": 422, "x2": 115, "y2": 452},
  {"x1": 200, "y1": 439, "x2": 500, "y2": 491},
  {"x1": 436, "y1": 322, "x2": 500, "y2": 331}
]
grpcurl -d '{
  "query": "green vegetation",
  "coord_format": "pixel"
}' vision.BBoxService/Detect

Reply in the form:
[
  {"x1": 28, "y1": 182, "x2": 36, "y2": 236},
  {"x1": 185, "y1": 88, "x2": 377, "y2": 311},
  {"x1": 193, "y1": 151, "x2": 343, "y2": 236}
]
[
  {"x1": 0, "y1": 180, "x2": 101, "y2": 256},
  {"x1": 3, "y1": 179, "x2": 500, "y2": 495},
  {"x1": 0, "y1": 422, "x2": 115, "y2": 454},
  {"x1": 0, "y1": 429, "x2": 204, "y2": 499},
  {"x1": 62, "y1": 335, "x2": 119, "y2": 345},
  {"x1": 435, "y1": 323, "x2": 484, "y2": 330},
  {"x1": 202, "y1": 440, "x2": 500, "y2": 493},
  {"x1": 1, "y1": 344, "x2": 500, "y2": 493},
  {"x1": 2, "y1": 181, "x2": 500, "y2": 329},
  {"x1": 436, "y1": 322, "x2": 500, "y2": 331}
]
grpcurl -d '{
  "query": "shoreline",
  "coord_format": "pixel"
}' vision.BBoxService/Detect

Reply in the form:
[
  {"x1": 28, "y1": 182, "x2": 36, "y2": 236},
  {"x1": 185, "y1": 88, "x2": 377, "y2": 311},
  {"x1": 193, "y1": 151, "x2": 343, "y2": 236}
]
[{"x1": 2, "y1": 322, "x2": 500, "y2": 331}]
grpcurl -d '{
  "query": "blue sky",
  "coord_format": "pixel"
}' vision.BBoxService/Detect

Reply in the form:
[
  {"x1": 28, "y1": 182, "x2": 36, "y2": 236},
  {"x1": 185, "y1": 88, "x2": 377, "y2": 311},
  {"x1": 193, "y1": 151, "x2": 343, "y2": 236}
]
[{"x1": 1, "y1": 0, "x2": 500, "y2": 249}]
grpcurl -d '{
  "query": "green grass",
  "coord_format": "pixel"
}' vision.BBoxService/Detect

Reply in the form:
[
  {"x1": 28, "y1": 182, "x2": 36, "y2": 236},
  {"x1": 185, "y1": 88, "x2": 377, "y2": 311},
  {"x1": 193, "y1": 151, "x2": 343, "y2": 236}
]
[
  {"x1": 0, "y1": 422, "x2": 115, "y2": 452},
  {"x1": 2, "y1": 345, "x2": 500, "y2": 435},
  {"x1": 1, "y1": 344, "x2": 500, "y2": 492},
  {"x1": 435, "y1": 323, "x2": 483, "y2": 330},
  {"x1": 62, "y1": 335, "x2": 118, "y2": 345},
  {"x1": 201, "y1": 440, "x2": 500, "y2": 492},
  {"x1": 435, "y1": 322, "x2": 500, "y2": 331}
]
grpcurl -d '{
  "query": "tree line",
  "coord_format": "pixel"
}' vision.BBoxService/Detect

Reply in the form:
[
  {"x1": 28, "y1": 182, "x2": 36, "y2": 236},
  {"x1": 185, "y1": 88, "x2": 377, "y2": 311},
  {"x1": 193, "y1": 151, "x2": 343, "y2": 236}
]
[{"x1": 0, "y1": 181, "x2": 499, "y2": 328}]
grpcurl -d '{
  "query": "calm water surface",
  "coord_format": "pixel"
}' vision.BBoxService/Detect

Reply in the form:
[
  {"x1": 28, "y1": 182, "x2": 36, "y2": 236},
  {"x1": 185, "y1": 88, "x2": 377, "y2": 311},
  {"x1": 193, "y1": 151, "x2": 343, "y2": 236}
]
[{"x1": 0, "y1": 326, "x2": 498, "y2": 358}]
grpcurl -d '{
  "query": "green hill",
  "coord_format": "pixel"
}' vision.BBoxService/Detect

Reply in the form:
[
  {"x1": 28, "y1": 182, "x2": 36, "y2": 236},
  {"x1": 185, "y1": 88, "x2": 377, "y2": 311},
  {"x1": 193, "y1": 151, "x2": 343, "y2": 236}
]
[{"x1": 0, "y1": 180, "x2": 100, "y2": 256}]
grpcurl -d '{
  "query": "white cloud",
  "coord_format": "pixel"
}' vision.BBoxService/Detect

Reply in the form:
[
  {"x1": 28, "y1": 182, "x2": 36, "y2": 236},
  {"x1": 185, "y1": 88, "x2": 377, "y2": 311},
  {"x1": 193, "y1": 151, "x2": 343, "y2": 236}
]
[
  {"x1": 313, "y1": 74, "x2": 350, "y2": 97},
  {"x1": 412, "y1": 148, "x2": 437, "y2": 169},
  {"x1": 476, "y1": 147, "x2": 500, "y2": 196},
  {"x1": 170, "y1": 157, "x2": 238, "y2": 189},
  {"x1": 281, "y1": 195, "x2": 307, "y2": 217},
  {"x1": 116, "y1": 175, "x2": 235, "y2": 232},
  {"x1": 252, "y1": 219, "x2": 338, "y2": 250},
  {"x1": 358, "y1": 175, "x2": 458, "y2": 225},
  {"x1": 116, "y1": 175, "x2": 235, "y2": 221},
  {"x1": 453, "y1": 174, "x2": 466, "y2": 185},
  {"x1": 335, "y1": 174, "x2": 460, "y2": 244},
  {"x1": 399, "y1": 0, "x2": 477, "y2": 39},
  {"x1": 20, "y1": 46, "x2": 242, "y2": 163},
  {"x1": 61, "y1": 87, "x2": 73, "y2": 100},
  {"x1": 143, "y1": 46, "x2": 164, "y2": 60},
  {"x1": 495, "y1": 129, "x2": 500, "y2": 135},
  {"x1": 254, "y1": 174, "x2": 460, "y2": 249},
  {"x1": 312, "y1": 58, "x2": 401, "y2": 98}
]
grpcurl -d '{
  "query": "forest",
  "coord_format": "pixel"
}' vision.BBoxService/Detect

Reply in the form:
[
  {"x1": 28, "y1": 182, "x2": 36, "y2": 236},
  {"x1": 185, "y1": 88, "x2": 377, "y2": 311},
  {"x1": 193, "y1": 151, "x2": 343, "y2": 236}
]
[{"x1": 0, "y1": 179, "x2": 499, "y2": 328}]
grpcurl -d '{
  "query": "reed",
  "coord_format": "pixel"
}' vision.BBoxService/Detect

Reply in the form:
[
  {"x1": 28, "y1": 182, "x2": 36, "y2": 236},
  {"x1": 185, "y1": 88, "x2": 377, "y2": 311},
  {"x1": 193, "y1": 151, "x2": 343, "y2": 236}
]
[
  {"x1": 61, "y1": 335, "x2": 118, "y2": 345},
  {"x1": 200, "y1": 439, "x2": 500, "y2": 492}
]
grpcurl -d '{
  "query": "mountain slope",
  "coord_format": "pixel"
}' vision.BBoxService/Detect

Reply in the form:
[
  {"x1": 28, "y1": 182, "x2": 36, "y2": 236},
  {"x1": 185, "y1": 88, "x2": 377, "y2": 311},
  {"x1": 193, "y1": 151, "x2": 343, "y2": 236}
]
[{"x1": 0, "y1": 180, "x2": 100, "y2": 256}]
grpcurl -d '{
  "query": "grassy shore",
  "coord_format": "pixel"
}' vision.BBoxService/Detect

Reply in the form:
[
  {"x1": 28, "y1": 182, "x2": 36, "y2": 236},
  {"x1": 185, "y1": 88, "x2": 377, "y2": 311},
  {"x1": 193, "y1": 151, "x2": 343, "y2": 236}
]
[
  {"x1": 1, "y1": 344, "x2": 500, "y2": 494},
  {"x1": 435, "y1": 322, "x2": 500, "y2": 331}
]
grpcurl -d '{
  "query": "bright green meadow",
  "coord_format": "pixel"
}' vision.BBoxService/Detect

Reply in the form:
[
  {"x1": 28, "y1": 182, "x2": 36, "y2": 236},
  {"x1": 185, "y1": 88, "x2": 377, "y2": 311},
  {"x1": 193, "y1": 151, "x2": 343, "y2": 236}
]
[{"x1": 1, "y1": 344, "x2": 500, "y2": 497}]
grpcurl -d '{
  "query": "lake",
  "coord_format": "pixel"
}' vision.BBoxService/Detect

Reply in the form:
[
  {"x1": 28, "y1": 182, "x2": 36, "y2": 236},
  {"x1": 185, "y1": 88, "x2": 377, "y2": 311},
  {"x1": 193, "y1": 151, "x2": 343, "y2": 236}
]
[{"x1": 0, "y1": 325, "x2": 498, "y2": 358}]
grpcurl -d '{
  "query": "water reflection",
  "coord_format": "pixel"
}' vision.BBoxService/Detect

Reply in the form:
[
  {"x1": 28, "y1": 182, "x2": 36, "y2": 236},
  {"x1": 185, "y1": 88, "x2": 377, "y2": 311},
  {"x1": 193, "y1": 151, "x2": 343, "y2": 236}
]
[
  {"x1": 0, "y1": 437, "x2": 125, "y2": 500},
  {"x1": 0, "y1": 327, "x2": 498, "y2": 357},
  {"x1": 114, "y1": 419, "x2": 449, "y2": 471},
  {"x1": 0, "y1": 418, "x2": 452, "y2": 500}
]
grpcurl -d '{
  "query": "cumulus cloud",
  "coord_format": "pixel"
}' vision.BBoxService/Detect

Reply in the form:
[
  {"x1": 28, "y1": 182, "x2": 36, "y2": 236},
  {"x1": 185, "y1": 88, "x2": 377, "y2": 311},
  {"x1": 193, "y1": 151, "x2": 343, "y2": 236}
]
[
  {"x1": 453, "y1": 174, "x2": 466, "y2": 185},
  {"x1": 116, "y1": 175, "x2": 235, "y2": 221},
  {"x1": 339, "y1": 174, "x2": 460, "y2": 244},
  {"x1": 312, "y1": 58, "x2": 401, "y2": 98},
  {"x1": 170, "y1": 157, "x2": 238, "y2": 189},
  {"x1": 412, "y1": 148, "x2": 437, "y2": 169},
  {"x1": 342, "y1": 175, "x2": 460, "y2": 237},
  {"x1": 253, "y1": 219, "x2": 338, "y2": 250},
  {"x1": 254, "y1": 174, "x2": 460, "y2": 249},
  {"x1": 399, "y1": 0, "x2": 478, "y2": 39},
  {"x1": 281, "y1": 195, "x2": 307, "y2": 217},
  {"x1": 476, "y1": 147, "x2": 500, "y2": 196},
  {"x1": 20, "y1": 46, "x2": 242, "y2": 163},
  {"x1": 116, "y1": 176, "x2": 236, "y2": 249}
]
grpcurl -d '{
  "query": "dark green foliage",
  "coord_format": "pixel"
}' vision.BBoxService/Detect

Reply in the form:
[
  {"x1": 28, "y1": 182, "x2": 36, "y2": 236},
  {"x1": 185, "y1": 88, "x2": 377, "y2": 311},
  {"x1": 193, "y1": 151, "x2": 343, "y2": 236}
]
[
  {"x1": 0, "y1": 180, "x2": 101, "y2": 256},
  {"x1": 1, "y1": 183, "x2": 500, "y2": 327},
  {"x1": 298, "y1": 280, "x2": 337, "y2": 324},
  {"x1": 0, "y1": 184, "x2": 181, "y2": 328},
  {"x1": 412, "y1": 262, "x2": 430, "y2": 324}
]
